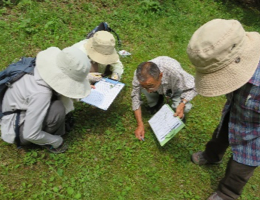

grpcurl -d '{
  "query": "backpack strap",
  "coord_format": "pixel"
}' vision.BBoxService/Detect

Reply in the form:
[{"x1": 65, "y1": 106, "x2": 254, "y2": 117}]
[
  {"x1": 3, "y1": 110, "x2": 22, "y2": 148},
  {"x1": 108, "y1": 27, "x2": 122, "y2": 47},
  {"x1": 14, "y1": 110, "x2": 21, "y2": 148},
  {"x1": 86, "y1": 22, "x2": 121, "y2": 47}
]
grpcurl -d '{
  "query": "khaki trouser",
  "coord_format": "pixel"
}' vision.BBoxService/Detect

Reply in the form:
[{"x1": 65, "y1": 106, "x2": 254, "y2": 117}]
[{"x1": 19, "y1": 100, "x2": 66, "y2": 146}]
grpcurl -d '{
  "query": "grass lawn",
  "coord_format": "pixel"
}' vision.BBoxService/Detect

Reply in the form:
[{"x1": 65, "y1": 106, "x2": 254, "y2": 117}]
[{"x1": 0, "y1": 0, "x2": 260, "y2": 199}]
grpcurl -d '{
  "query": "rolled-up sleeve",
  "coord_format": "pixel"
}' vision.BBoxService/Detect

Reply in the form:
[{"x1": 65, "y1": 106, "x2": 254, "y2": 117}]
[
  {"x1": 131, "y1": 71, "x2": 142, "y2": 111},
  {"x1": 110, "y1": 60, "x2": 124, "y2": 79}
]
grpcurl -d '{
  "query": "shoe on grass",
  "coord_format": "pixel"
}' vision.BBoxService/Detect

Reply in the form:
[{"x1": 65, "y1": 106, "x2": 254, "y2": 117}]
[
  {"x1": 42, "y1": 142, "x2": 68, "y2": 154},
  {"x1": 207, "y1": 192, "x2": 223, "y2": 200},
  {"x1": 191, "y1": 151, "x2": 222, "y2": 165}
]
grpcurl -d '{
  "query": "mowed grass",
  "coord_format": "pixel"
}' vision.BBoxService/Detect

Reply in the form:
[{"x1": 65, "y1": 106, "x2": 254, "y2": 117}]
[{"x1": 0, "y1": 0, "x2": 260, "y2": 199}]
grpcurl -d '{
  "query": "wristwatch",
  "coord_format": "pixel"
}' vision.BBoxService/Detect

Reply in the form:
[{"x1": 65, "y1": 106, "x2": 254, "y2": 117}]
[{"x1": 180, "y1": 99, "x2": 188, "y2": 105}]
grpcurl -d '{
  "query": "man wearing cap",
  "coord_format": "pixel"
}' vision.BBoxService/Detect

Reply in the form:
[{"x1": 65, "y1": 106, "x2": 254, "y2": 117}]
[
  {"x1": 187, "y1": 19, "x2": 260, "y2": 200},
  {"x1": 131, "y1": 56, "x2": 197, "y2": 141},
  {"x1": 0, "y1": 46, "x2": 91, "y2": 153},
  {"x1": 72, "y1": 31, "x2": 124, "y2": 83}
]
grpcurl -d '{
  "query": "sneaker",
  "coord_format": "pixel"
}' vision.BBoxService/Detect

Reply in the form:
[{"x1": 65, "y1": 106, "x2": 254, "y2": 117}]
[
  {"x1": 207, "y1": 192, "x2": 223, "y2": 200},
  {"x1": 42, "y1": 142, "x2": 68, "y2": 154},
  {"x1": 191, "y1": 151, "x2": 222, "y2": 165}
]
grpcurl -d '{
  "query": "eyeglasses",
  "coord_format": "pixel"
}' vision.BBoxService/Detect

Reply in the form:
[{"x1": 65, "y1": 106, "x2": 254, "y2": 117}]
[{"x1": 141, "y1": 76, "x2": 162, "y2": 92}]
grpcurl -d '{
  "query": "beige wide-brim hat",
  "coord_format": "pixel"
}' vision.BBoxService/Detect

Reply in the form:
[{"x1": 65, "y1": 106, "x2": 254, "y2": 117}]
[
  {"x1": 85, "y1": 31, "x2": 119, "y2": 65},
  {"x1": 187, "y1": 19, "x2": 260, "y2": 97},
  {"x1": 36, "y1": 46, "x2": 91, "y2": 99}
]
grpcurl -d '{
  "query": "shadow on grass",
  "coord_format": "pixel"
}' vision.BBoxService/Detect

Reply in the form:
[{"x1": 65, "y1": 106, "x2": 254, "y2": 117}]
[
  {"x1": 215, "y1": 0, "x2": 260, "y2": 27},
  {"x1": 198, "y1": 151, "x2": 232, "y2": 193}
]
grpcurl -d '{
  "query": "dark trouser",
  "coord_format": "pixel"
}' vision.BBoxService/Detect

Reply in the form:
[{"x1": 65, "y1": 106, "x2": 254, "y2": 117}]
[
  {"x1": 19, "y1": 100, "x2": 66, "y2": 145},
  {"x1": 203, "y1": 112, "x2": 257, "y2": 200}
]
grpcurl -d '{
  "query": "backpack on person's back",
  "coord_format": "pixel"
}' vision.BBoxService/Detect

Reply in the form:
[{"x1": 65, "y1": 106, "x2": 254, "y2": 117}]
[
  {"x1": 0, "y1": 57, "x2": 35, "y2": 147},
  {"x1": 0, "y1": 57, "x2": 36, "y2": 119}
]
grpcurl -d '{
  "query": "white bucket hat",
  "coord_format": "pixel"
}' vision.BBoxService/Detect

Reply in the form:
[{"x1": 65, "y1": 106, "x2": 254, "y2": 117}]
[
  {"x1": 84, "y1": 31, "x2": 119, "y2": 65},
  {"x1": 187, "y1": 19, "x2": 260, "y2": 97},
  {"x1": 36, "y1": 46, "x2": 91, "y2": 98}
]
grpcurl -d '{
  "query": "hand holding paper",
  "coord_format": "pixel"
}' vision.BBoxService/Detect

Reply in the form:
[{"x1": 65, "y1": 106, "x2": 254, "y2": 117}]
[
  {"x1": 87, "y1": 72, "x2": 102, "y2": 84},
  {"x1": 81, "y1": 78, "x2": 125, "y2": 110},
  {"x1": 174, "y1": 103, "x2": 185, "y2": 119},
  {"x1": 148, "y1": 104, "x2": 185, "y2": 146}
]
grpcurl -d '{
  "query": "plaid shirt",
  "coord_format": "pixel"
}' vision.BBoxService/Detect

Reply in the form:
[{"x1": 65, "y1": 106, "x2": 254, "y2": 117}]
[
  {"x1": 220, "y1": 61, "x2": 260, "y2": 166},
  {"x1": 131, "y1": 56, "x2": 197, "y2": 110}
]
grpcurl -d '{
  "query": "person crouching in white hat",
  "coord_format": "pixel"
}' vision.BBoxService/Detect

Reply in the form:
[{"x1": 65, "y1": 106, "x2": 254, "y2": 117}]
[
  {"x1": 0, "y1": 46, "x2": 91, "y2": 153},
  {"x1": 71, "y1": 31, "x2": 123, "y2": 84},
  {"x1": 187, "y1": 19, "x2": 260, "y2": 200}
]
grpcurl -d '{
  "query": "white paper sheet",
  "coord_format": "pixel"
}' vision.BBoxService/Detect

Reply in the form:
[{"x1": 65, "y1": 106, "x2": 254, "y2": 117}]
[
  {"x1": 81, "y1": 78, "x2": 124, "y2": 110},
  {"x1": 148, "y1": 104, "x2": 182, "y2": 142}
]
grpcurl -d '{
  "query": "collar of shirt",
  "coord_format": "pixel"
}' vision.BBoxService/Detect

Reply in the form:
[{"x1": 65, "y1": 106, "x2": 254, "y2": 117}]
[
  {"x1": 248, "y1": 60, "x2": 260, "y2": 86},
  {"x1": 161, "y1": 70, "x2": 169, "y2": 85},
  {"x1": 156, "y1": 71, "x2": 169, "y2": 94}
]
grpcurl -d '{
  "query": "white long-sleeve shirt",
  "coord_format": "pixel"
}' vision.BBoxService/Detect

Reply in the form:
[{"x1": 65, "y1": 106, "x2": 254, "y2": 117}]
[
  {"x1": 72, "y1": 39, "x2": 124, "y2": 79},
  {"x1": 0, "y1": 67, "x2": 63, "y2": 147}
]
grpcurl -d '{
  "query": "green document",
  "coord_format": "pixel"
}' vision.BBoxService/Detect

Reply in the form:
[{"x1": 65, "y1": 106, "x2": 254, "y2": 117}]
[{"x1": 148, "y1": 104, "x2": 185, "y2": 146}]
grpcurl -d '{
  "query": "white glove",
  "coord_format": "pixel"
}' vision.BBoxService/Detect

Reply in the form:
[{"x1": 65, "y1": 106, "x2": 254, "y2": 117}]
[
  {"x1": 111, "y1": 72, "x2": 119, "y2": 80},
  {"x1": 87, "y1": 73, "x2": 102, "y2": 84}
]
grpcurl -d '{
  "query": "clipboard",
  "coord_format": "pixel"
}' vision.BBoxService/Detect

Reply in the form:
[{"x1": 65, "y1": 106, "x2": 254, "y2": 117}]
[
  {"x1": 148, "y1": 104, "x2": 185, "y2": 146},
  {"x1": 80, "y1": 78, "x2": 125, "y2": 110}
]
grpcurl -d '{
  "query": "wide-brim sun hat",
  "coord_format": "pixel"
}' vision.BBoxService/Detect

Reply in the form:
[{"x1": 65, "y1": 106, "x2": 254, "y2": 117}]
[
  {"x1": 36, "y1": 46, "x2": 91, "y2": 99},
  {"x1": 85, "y1": 30, "x2": 119, "y2": 65},
  {"x1": 187, "y1": 19, "x2": 260, "y2": 97}
]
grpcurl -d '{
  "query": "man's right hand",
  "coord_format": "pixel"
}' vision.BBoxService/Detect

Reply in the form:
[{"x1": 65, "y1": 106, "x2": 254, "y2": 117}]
[{"x1": 135, "y1": 125, "x2": 145, "y2": 141}]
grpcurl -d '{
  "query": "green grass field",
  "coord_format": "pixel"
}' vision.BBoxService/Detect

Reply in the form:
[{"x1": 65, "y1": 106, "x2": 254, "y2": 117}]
[{"x1": 0, "y1": 0, "x2": 260, "y2": 199}]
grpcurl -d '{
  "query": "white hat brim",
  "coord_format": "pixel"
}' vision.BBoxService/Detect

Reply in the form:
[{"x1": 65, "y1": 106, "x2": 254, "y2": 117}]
[{"x1": 36, "y1": 47, "x2": 91, "y2": 99}]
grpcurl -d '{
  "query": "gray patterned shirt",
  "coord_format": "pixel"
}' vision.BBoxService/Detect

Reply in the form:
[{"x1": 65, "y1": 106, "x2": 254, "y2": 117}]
[{"x1": 131, "y1": 56, "x2": 197, "y2": 111}]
